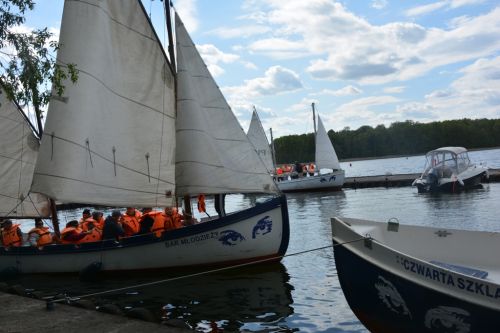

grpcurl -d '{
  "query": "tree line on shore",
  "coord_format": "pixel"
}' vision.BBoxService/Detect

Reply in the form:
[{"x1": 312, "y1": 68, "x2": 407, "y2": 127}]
[{"x1": 273, "y1": 118, "x2": 500, "y2": 163}]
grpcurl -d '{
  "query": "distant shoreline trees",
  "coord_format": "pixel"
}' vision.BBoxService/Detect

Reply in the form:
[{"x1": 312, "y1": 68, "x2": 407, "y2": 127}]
[{"x1": 274, "y1": 118, "x2": 500, "y2": 163}]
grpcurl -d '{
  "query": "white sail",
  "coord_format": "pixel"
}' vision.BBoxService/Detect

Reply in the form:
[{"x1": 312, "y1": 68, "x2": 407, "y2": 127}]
[
  {"x1": 247, "y1": 109, "x2": 274, "y2": 173},
  {"x1": 315, "y1": 115, "x2": 341, "y2": 171},
  {"x1": 0, "y1": 89, "x2": 50, "y2": 218},
  {"x1": 175, "y1": 13, "x2": 277, "y2": 196},
  {"x1": 31, "y1": 0, "x2": 176, "y2": 207}
]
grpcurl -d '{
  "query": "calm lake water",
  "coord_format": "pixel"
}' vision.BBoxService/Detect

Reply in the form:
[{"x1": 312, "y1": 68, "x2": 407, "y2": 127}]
[{"x1": 11, "y1": 148, "x2": 500, "y2": 332}]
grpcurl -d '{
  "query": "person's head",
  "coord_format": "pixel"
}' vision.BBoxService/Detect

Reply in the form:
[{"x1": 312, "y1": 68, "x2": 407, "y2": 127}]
[
  {"x1": 142, "y1": 207, "x2": 152, "y2": 214},
  {"x1": 2, "y1": 219, "x2": 13, "y2": 229},
  {"x1": 82, "y1": 209, "x2": 91, "y2": 219},
  {"x1": 126, "y1": 207, "x2": 135, "y2": 216},
  {"x1": 92, "y1": 211, "x2": 102, "y2": 221},
  {"x1": 35, "y1": 218, "x2": 43, "y2": 228},
  {"x1": 112, "y1": 210, "x2": 122, "y2": 220},
  {"x1": 164, "y1": 207, "x2": 173, "y2": 216},
  {"x1": 66, "y1": 220, "x2": 79, "y2": 228}
]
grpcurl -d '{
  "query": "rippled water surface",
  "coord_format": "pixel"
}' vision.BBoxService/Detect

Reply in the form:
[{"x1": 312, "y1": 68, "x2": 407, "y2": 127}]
[{"x1": 10, "y1": 149, "x2": 500, "y2": 332}]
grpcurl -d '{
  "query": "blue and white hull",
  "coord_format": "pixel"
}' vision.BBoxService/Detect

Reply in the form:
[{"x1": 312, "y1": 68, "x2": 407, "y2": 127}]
[
  {"x1": 331, "y1": 217, "x2": 500, "y2": 333},
  {"x1": 0, "y1": 196, "x2": 289, "y2": 274}
]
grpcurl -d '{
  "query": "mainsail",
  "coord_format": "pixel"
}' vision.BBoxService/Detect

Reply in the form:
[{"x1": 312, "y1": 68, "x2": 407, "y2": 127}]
[
  {"x1": 247, "y1": 109, "x2": 275, "y2": 173},
  {"x1": 315, "y1": 116, "x2": 341, "y2": 171},
  {"x1": 31, "y1": 0, "x2": 176, "y2": 207},
  {"x1": 0, "y1": 89, "x2": 50, "y2": 218},
  {"x1": 175, "y1": 13, "x2": 277, "y2": 196}
]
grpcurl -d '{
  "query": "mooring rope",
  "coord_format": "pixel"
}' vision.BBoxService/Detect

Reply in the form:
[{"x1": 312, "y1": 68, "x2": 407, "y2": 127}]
[{"x1": 47, "y1": 237, "x2": 367, "y2": 305}]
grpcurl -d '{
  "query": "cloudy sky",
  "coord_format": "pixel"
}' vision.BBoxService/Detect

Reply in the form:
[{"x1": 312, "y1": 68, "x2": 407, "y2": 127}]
[{"x1": 25, "y1": 0, "x2": 500, "y2": 138}]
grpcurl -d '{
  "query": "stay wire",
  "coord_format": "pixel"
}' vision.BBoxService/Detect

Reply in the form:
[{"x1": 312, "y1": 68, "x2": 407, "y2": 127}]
[{"x1": 48, "y1": 237, "x2": 367, "y2": 304}]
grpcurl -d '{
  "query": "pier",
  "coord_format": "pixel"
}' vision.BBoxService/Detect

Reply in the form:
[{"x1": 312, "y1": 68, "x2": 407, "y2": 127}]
[
  {"x1": 0, "y1": 292, "x2": 190, "y2": 333},
  {"x1": 344, "y1": 168, "x2": 500, "y2": 189}
]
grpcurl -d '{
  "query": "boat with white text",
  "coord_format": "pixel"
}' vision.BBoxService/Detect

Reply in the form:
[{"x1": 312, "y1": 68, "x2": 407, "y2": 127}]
[
  {"x1": 412, "y1": 147, "x2": 489, "y2": 193},
  {"x1": 331, "y1": 216, "x2": 500, "y2": 333},
  {"x1": 0, "y1": 0, "x2": 289, "y2": 274}
]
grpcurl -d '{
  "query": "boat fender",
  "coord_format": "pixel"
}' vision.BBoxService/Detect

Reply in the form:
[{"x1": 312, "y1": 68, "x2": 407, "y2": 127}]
[
  {"x1": 79, "y1": 261, "x2": 103, "y2": 282},
  {"x1": 127, "y1": 307, "x2": 156, "y2": 322},
  {"x1": 97, "y1": 303, "x2": 123, "y2": 315},
  {"x1": 0, "y1": 266, "x2": 20, "y2": 280}
]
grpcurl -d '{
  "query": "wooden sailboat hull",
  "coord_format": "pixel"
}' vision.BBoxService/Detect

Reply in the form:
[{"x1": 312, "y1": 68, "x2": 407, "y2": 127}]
[
  {"x1": 0, "y1": 196, "x2": 289, "y2": 274},
  {"x1": 331, "y1": 217, "x2": 500, "y2": 333},
  {"x1": 276, "y1": 170, "x2": 345, "y2": 192}
]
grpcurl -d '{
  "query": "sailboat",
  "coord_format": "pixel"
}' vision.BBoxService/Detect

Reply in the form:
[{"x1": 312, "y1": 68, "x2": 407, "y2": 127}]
[
  {"x1": 0, "y1": 0, "x2": 289, "y2": 273},
  {"x1": 274, "y1": 104, "x2": 345, "y2": 192},
  {"x1": 247, "y1": 107, "x2": 275, "y2": 175}
]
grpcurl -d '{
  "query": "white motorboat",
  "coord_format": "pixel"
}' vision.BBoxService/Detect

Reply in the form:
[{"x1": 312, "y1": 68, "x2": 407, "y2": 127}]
[
  {"x1": 331, "y1": 216, "x2": 500, "y2": 333},
  {"x1": 412, "y1": 147, "x2": 489, "y2": 193}
]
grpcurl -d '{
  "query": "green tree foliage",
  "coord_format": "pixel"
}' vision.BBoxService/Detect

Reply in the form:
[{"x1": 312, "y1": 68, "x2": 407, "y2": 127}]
[
  {"x1": 0, "y1": 0, "x2": 78, "y2": 137},
  {"x1": 274, "y1": 118, "x2": 500, "y2": 163}
]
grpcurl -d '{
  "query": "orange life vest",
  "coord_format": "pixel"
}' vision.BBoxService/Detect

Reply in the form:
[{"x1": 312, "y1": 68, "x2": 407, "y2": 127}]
[
  {"x1": 151, "y1": 212, "x2": 182, "y2": 237},
  {"x1": 308, "y1": 164, "x2": 315, "y2": 172},
  {"x1": 197, "y1": 194, "x2": 206, "y2": 213},
  {"x1": 121, "y1": 210, "x2": 141, "y2": 236},
  {"x1": 28, "y1": 226, "x2": 53, "y2": 247},
  {"x1": 60, "y1": 227, "x2": 83, "y2": 244},
  {"x1": 276, "y1": 167, "x2": 283, "y2": 175},
  {"x1": 2, "y1": 224, "x2": 22, "y2": 247},
  {"x1": 80, "y1": 218, "x2": 99, "y2": 232},
  {"x1": 80, "y1": 227, "x2": 102, "y2": 243}
]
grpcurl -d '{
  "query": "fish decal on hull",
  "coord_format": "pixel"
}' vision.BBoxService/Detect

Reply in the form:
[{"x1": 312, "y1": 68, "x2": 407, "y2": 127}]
[
  {"x1": 374, "y1": 275, "x2": 412, "y2": 318},
  {"x1": 252, "y1": 216, "x2": 272, "y2": 239},
  {"x1": 424, "y1": 306, "x2": 471, "y2": 333},
  {"x1": 218, "y1": 230, "x2": 245, "y2": 246}
]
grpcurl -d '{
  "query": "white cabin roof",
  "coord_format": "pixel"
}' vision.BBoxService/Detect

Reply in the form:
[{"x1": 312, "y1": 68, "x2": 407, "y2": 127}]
[{"x1": 427, "y1": 146, "x2": 467, "y2": 155}]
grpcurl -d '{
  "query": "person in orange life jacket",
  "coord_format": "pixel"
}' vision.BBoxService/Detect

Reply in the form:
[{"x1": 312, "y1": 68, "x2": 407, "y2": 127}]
[
  {"x1": 120, "y1": 207, "x2": 142, "y2": 237},
  {"x1": 79, "y1": 208, "x2": 91, "y2": 224},
  {"x1": 308, "y1": 163, "x2": 315, "y2": 176},
  {"x1": 27, "y1": 218, "x2": 53, "y2": 247},
  {"x1": 151, "y1": 207, "x2": 183, "y2": 237},
  {"x1": 1, "y1": 219, "x2": 23, "y2": 247},
  {"x1": 102, "y1": 210, "x2": 125, "y2": 240},
  {"x1": 60, "y1": 220, "x2": 89, "y2": 244},
  {"x1": 92, "y1": 211, "x2": 105, "y2": 229},
  {"x1": 79, "y1": 220, "x2": 102, "y2": 243},
  {"x1": 139, "y1": 207, "x2": 162, "y2": 234}
]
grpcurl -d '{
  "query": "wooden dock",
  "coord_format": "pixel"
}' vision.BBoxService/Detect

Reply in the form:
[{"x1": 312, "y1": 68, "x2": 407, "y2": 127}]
[{"x1": 344, "y1": 168, "x2": 500, "y2": 189}]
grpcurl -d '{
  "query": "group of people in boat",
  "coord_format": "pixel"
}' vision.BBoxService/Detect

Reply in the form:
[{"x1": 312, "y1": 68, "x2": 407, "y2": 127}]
[
  {"x1": 0, "y1": 206, "x2": 197, "y2": 248},
  {"x1": 274, "y1": 162, "x2": 316, "y2": 181}
]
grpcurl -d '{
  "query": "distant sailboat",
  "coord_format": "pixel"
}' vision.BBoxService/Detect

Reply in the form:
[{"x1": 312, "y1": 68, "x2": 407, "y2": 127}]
[
  {"x1": 247, "y1": 107, "x2": 275, "y2": 174},
  {"x1": 0, "y1": 0, "x2": 289, "y2": 273},
  {"x1": 276, "y1": 103, "x2": 345, "y2": 192}
]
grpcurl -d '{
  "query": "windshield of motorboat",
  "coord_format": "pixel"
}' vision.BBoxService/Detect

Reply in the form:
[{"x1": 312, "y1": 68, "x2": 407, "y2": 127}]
[
  {"x1": 457, "y1": 152, "x2": 471, "y2": 173},
  {"x1": 424, "y1": 151, "x2": 458, "y2": 178}
]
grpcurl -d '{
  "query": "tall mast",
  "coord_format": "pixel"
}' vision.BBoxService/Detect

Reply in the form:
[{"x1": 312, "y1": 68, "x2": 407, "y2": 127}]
[
  {"x1": 312, "y1": 102, "x2": 317, "y2": 136},
  {"x1": 270, "y1": 128, "x2": 277, "y2": 169},
  {"x1": 164, "y1": 0, "x2": 176, "y2": 71}
]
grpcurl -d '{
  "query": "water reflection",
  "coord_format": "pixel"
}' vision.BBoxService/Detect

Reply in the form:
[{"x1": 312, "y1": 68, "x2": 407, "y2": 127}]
[{"x1": 15, "y1": 262, "x2": 294, "y2": 332}]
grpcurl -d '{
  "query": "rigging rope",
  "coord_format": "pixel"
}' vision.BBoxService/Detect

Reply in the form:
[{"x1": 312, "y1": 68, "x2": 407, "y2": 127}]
[{"x1": 47, "y1": 237, "x2": 367, "y2": 305}]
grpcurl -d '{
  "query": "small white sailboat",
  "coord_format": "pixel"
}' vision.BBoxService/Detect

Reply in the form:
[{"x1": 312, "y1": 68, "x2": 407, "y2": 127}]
[
  {"x1": 0, "y1": 0, "x2": 289, "y2": 274},
  {"x1": 412, "y1": 147, "x2": 489, "y2": 193},
  {"x1": 276, "y1": 103, "x2": 345, "y2": 192},
  {"x1": 331, "y1": 217, "x2": 500, "y2": 333},
  {"x1": 247, "y1": 107, "x2": 275, "y2": 175}
]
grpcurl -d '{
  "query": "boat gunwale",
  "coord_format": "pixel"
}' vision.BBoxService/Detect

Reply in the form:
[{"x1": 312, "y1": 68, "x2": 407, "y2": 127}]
[{"x1": 1, "y1": 195, "x2": 289, "y2": 257}]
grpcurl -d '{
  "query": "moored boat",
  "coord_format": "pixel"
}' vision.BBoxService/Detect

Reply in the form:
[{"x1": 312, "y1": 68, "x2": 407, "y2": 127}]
[
  {"x1": 412, "y1": 147, "x2": 489, "y2": 193},
  {"x1": 0, "y1": 0, "x2": 289, "y2": 273},
  {"x1": 331, "y1": 216, "x2": 500, "y2": 333}
]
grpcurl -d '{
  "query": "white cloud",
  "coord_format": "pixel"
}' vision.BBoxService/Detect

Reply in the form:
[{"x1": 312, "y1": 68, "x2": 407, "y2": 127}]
[
  {"x1": 312, "y1": 85, "x2": 363, "y2": 96},
  {"x1": 196, "y1": 44, "x2": 239, "y2": 77},
  {"x1": 383, "y1": 86, "x2": 405, "y2": 93},
  {"x1": 176, "y1": 0, "x2": 198, "y2": 32},
  {"x1": 223, "y1": 65, "x2": 303, "y2": 98},
  {"x1": 406, "y1": 0, "x2": 486, "y2": 17},
  {"x1": 207, "y1": 25, "x2": 271, "y2": 39},
  {"x1": 372, "y1": 0, "x2": 388, "y2": 10}
]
